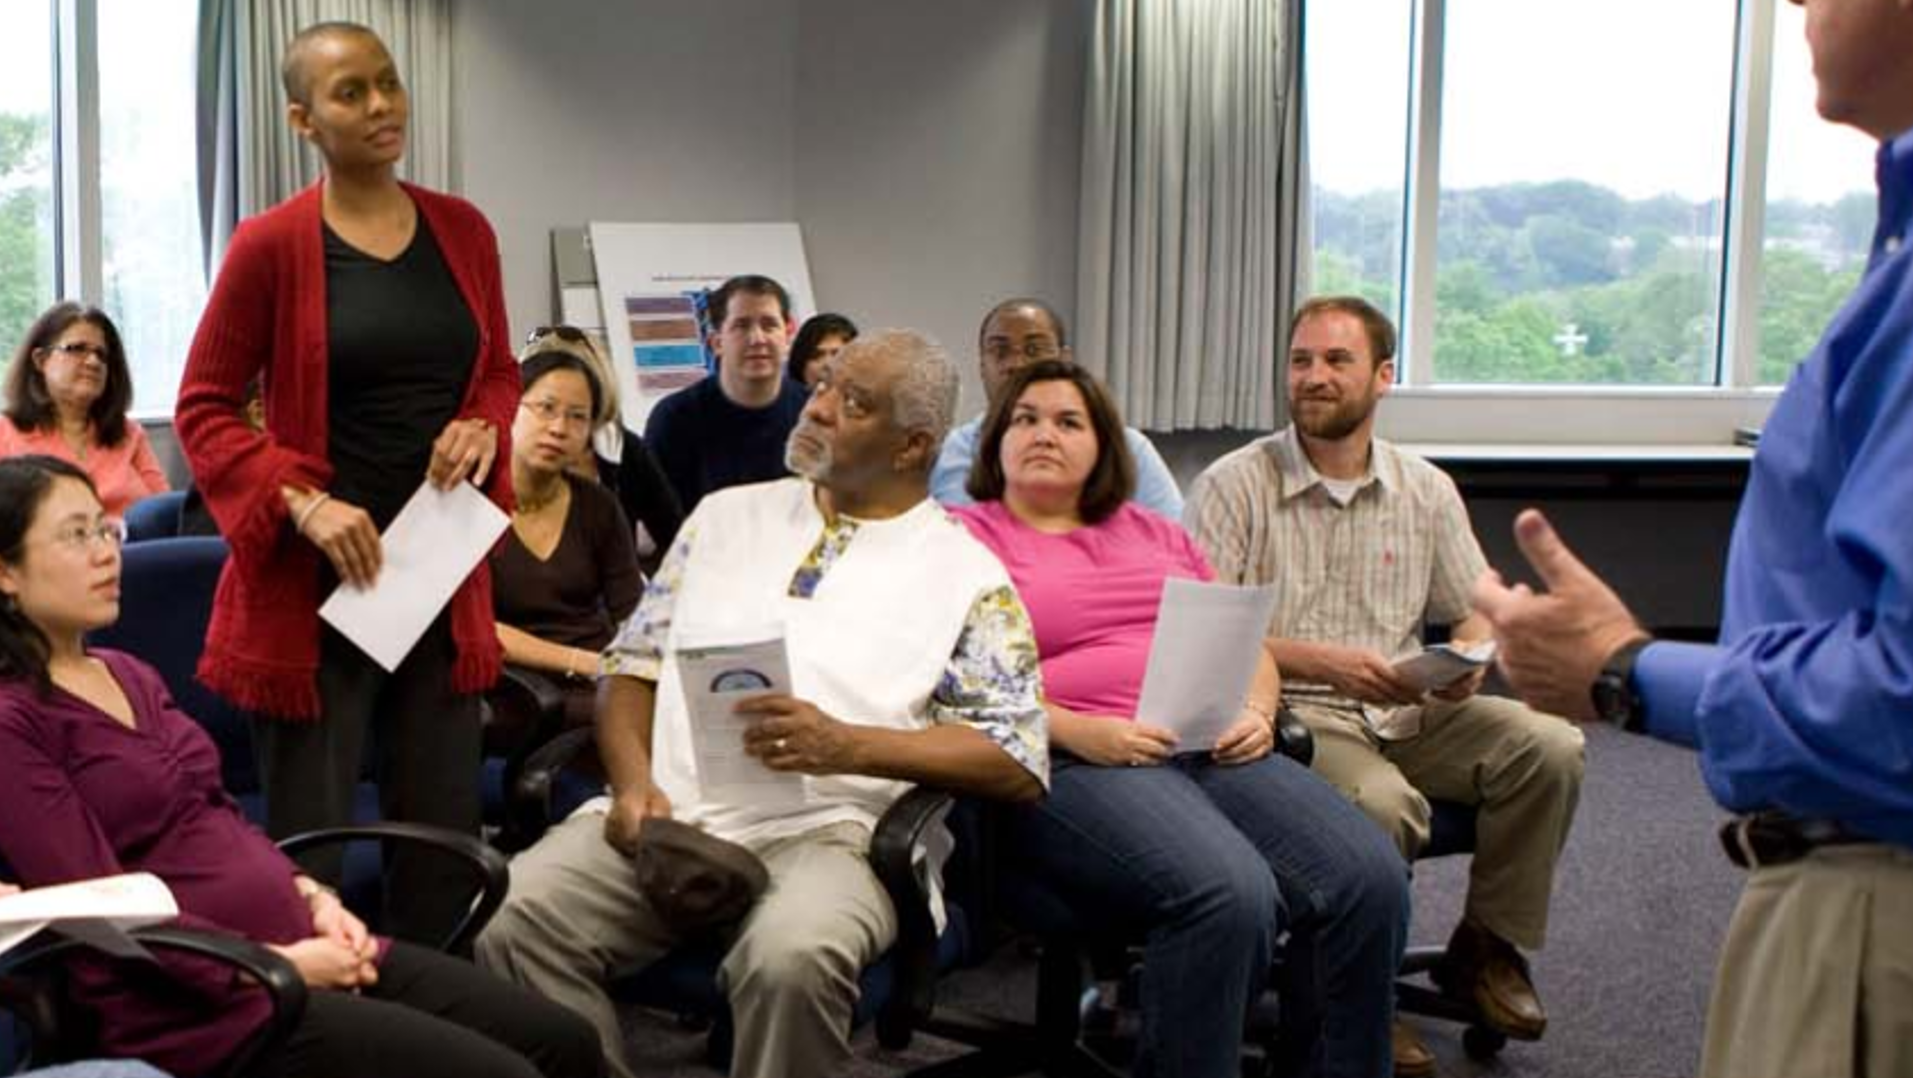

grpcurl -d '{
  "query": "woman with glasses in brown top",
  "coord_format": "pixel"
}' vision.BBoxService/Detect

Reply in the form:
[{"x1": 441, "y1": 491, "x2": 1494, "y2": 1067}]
[
  {"x1": 490, "y1": 350, "x2": 644, "y2": 731},
  {"x1": 1, "y1": 303, "x2": 168, "y2": 518},
  {"x1": 521, "y1": 325, "x2": 682, "y2": 568}
]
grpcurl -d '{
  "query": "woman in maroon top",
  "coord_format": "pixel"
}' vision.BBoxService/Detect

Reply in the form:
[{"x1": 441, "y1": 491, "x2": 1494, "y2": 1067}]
[{"x1": 0, "y1": 456, "x2": 601, "y2": 1078}]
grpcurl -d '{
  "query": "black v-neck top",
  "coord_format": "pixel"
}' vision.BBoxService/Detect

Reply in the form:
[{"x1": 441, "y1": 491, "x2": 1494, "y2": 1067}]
[{"x1": 324, "y1": 213, "x2": 478, "y2": 528}]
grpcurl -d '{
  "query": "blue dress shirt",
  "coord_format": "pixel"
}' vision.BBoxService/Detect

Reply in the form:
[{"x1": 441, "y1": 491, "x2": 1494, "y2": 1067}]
[
  {"x1": 1635, "y1": 128, "x2": 1913, "y2": 850},
  {"x1": 930, "y1": 415, "x2": 1186, "y2": 520}
]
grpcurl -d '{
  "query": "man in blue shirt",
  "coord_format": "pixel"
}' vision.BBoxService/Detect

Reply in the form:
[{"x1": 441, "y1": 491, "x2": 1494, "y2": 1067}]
[
  {"x1": 643, "y1": 275, "x2": 810, "y2": 513},
  {"x1": 930, "y1": 297, "x2": 1184, "y2": 518},
  {"x1": 1473, "y1": 4, "x2": 1913, "y2": 1075}
]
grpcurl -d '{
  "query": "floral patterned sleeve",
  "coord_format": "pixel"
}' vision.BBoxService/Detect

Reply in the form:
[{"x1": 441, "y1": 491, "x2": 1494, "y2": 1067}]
[
  {"x1": 927, "y1": 583, "x2": 1050, "y2": 787},
  {"x1": 602, "y1": 516, "x2": 699, "y2": 681}
]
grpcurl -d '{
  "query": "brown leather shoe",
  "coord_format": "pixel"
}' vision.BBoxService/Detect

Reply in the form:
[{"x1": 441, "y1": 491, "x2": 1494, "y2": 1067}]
[
  {"x1": 1393, "y1": 1018, "x2": 1437, "y2": 1078},
  {"x1": 1433, "y1": 919, "x2": 1548, "y2": 1040}
]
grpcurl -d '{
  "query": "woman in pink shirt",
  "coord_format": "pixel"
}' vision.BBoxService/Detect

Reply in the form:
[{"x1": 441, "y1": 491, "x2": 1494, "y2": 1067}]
[
  {"x1": 1, "y1": 303, "x2": 168, "y2": 518},
  {"x1": 951, "y1": 361, "x2": 1408, "y2": 1078}
]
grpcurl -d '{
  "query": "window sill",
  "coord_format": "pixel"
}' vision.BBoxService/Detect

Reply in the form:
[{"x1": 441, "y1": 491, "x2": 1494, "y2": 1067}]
[{"x1": 1374, "y1": 386, "x2": 1779, "y2": 446}]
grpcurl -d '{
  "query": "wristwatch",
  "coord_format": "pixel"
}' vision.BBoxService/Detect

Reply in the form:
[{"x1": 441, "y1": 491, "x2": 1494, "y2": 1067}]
[{"x1": 1590, "y1": 637, "x2": 1654, "y2": 733}]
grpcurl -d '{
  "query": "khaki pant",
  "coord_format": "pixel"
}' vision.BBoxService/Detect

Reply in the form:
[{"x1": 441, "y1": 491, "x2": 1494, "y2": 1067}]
[
  {"x1": 1701, "y1": 843, "x2": 1913, "y2": 1078},
  {"x1": 1288, "y1": 694, "x2": 1584, "y2": 950},
  {"x1": 475, "y1": 813, "x2": 898, "y2": 1078}
]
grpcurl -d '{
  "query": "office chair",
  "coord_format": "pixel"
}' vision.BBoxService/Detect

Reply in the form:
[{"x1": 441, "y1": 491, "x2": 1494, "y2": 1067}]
[
  {"x1": 1394, "y1": 801, "x2": 1510, "y2": 1061},
  {"x1": 121, "y1": 491, "x2": 186, "y2": 543},
  {"x1": 86, "y1": 537, "x2": 514, "y2": 943},
  {"x1": 900, "y1": 709, "x2": 1322, "y2": 1078},
  {"x1": 509, "y1": 727, "x2": 971, "y2": 1070}
]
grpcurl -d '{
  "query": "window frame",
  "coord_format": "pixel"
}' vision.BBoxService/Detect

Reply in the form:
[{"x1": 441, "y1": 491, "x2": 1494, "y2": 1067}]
[
  {"x1": 53, "y1": 0, "x2": 105, "y2": 304},
  {"x1": 43, "y1": 0, "x2": 207, "y2": 419},
  {"x1": 1314, "y1": 0, "x2": 1808, "y2": 445}
]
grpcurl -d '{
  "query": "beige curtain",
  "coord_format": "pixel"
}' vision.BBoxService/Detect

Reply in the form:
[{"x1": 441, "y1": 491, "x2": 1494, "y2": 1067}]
[
  {"x1": 1075, "y1": 0, "x2": 1304, "y2": 431},
  {"x1": 198, "y1": 0, "x2": 454, "y2": 273}
]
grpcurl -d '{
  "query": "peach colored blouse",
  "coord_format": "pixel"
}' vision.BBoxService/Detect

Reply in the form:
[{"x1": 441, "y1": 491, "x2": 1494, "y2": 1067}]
[{"x1": 0, "y1": 415, "x2": 170, "y2": 517}]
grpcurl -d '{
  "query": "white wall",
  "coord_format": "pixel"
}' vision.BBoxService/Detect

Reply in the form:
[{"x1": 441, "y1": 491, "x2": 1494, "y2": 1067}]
[
  {"x1": 793, "y1": 0, "x2": 1091, "y2": 414},
  {"x1": 453, "y1": 0, "x2": 800, "y2": 337},
  {"x1": 451, "y1": 0, "x2": 1092, "y2": 414}
]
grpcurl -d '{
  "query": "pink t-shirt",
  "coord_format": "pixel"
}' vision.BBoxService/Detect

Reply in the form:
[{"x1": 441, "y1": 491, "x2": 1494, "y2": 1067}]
[
  {"x1": 954, "y1": 500, "x2": 1215, "y2": 718},
  {"x1": 0, "y1": 415, "x2": 169, "y2": 517}
]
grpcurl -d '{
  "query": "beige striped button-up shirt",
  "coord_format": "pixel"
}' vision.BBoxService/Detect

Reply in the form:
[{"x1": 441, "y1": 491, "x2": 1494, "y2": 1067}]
[{"x1": 1184, "y1": 427, "x2": 1485, "y2": 706}]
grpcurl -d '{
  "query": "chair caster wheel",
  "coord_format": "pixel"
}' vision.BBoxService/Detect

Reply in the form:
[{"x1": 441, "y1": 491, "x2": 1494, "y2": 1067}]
[{"x1": 1463, "y1": 1025, "x2": 1508, "y2": 1059}]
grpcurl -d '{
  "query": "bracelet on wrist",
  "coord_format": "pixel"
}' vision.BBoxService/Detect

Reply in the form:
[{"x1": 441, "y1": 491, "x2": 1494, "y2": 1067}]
[{"x1": 292, "y1": 491, "x2": 331, "y2": 535}]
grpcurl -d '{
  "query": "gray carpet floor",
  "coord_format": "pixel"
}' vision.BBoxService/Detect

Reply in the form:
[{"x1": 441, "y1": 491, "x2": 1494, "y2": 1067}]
[{"x1": 614, "y1": 722, "x2": 1744, "y2": 1078}]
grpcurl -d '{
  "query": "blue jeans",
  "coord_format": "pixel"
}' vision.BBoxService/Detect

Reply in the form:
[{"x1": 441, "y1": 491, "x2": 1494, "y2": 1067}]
[{"x1": 1008, "y1": 751, "x2": 1408, "y2": 1078}]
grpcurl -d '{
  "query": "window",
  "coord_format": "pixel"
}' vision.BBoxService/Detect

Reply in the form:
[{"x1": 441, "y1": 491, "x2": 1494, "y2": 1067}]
[
  {"x1": 1430, "y1": 0, "x2": 1735, "y2": 386},
  {"x1": 0, "y1": 2, "x2": 57, "y2": 355},
  {"x1": 1303, "y1": 0, "x2": 1877, "y2": 434},
  {"x1": 1303, "y1": 0, "x2": 1411, "y2": 331},
  {"x1": 1757, "y1": 0, "x2": 1875, "y2": 386},
  {"x1": 0, "y1": 0, "x2": 202, "y2": 414},
  {"x1": 100, "y1": 0, "x2": 206, "y2": 412}
]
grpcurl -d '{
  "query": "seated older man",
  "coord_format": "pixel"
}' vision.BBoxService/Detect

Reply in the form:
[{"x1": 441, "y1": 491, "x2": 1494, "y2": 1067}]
[{"x1": 477, "y1": 329, "x2": 1049, "y2": 1078}]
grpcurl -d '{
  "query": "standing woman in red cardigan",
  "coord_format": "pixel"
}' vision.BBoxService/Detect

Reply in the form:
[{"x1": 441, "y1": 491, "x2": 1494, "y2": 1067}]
[{"x1": 175, "y1": 22, "x2": 518, "y2": 943}]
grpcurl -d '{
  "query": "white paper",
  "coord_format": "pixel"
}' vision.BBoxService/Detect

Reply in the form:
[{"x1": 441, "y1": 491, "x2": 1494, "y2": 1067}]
[
  {"x1": 1134, "y1": 579, "x2": 1281, "y2": 751},
  {"x1": 0, "y1": 921, "x2": 45, "y2": 957},
  {"x1": 0, "y1": 873, "x2": 178, "y2": 959},
  {"x1": 1392, "y1": 640, "x2": 1497, "y2": 694},
  {"x1": 674, "y1": 626, "x2": 806, "y2": 806},
  {"x1": 319, "y1": 482, "x2": 510, "y2": 672},
  {"x1": 53, "y1": 919, "x2": 153, "y2": 960}
]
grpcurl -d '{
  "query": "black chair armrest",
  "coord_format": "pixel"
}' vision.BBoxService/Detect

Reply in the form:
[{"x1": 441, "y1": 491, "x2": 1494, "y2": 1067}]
[
  {"x1": 868, "y1": 785, "x2": 955, "y2": 1050},
  {"x1": 0, "y1": 926, "x2": 306, "y2": 1078},
  {"x1": 1274, "y1": 705, "x2": 1315, "y2": 767},
  {"x1": 507, "y1": 725, "x2": 599, "y2": 846},
  {"x1": 277, "y1": 822, "x2": 510, "y2": 954},
  {"x1": 487, "y1": 665, "x2": 576, "y2": 851},
  {"x1": 496, "y1": 664, "x2": 567, "y2": 722}
]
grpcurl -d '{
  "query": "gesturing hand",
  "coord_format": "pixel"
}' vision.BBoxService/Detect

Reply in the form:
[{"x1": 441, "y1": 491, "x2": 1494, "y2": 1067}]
[
  {"x1": 735, "y1": 695, "x2": 863, "y2": 775},
  {"x1": 428, "y1": 417, "x2": 499, "y2": 490},
  {"x1": 1472, "y1": 509, "x2": 1649, "y2": 722},
  {"x1": 604, "y1": 781, "x2": 674, "y2": 856}
]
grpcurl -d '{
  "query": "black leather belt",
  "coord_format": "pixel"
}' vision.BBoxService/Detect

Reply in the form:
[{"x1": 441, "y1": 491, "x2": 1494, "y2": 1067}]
[{"x1": 1719, "y1": 811, "x2": 1870, "y2": 870}]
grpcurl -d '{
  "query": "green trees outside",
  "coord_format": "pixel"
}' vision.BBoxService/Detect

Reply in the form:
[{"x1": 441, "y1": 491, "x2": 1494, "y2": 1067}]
[
  {"x1": 1312, "y1": 181, "x2": 1873, "y2": 385},
  {"x1": 0, "y1": 112, "x2": 54, "y2": 353}
]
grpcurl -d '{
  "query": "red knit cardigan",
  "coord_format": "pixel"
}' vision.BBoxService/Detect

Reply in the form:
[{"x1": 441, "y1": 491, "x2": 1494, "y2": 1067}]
[{"x1": 175, "y1": 182, "x2": 518, "y2": 719}]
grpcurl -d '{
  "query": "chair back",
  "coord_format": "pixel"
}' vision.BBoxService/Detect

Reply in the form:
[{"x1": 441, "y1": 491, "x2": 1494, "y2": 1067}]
[
  {"x1": 123, "y1": 490, "x2": 186, "y2": 542},
  {"x1": 88, "y1": 537, "x2": 258, "y2": 796}
]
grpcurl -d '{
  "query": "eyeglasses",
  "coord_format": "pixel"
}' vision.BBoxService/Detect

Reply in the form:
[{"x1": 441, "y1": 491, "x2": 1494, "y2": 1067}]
[
  {"x1": 982, "y1": 340, "x2": 1063, "y2": 363},
  {"x1": 526, "y1": 325, "x2": 591, "y2": 347},
  {"x1": 520, "y1": 396, "x2": 593, "y2": 430},
  {"x1": 45, "y1": 342, "x2": 110, "y2": 361},
  {"x1": 40, "y1": 518, "x2": 127, "y2": 554}
]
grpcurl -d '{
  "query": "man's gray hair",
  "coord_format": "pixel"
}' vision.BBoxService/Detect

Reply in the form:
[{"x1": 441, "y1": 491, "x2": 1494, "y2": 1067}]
[{"x1": 860, "y1": 329, "x2": 958, "y2": 449}]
